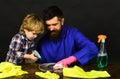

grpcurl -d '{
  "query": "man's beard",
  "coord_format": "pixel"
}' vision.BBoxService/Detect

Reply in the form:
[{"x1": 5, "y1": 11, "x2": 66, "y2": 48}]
[{"x1": 48, "y1": 30, "x2": 61, "y2": 41}]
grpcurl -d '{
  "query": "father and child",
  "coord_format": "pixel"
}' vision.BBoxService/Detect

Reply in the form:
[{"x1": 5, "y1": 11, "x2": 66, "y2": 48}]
[{"x1": 5, "y1": 5, "x2": 98, "y2": 70}]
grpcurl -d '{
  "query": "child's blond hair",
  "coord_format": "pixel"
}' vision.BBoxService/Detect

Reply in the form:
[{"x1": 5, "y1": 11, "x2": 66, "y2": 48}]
[{"x1": 19, "y1": 13, "x2": 44, "y2": 34}]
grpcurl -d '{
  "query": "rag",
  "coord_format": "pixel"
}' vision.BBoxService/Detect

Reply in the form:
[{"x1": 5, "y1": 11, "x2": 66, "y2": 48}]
[
  {"x1": 0, "y1": 62, "x2": 28, "y2": 78},
  {"x1": 63, "y1": 65, "x2": 111, "y2": 78},
  {"x1": 35, "y1": 71, "x2": 60, "y2": 79}
]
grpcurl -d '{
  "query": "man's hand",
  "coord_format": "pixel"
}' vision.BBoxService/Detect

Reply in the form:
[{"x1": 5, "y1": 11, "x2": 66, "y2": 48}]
[{"x1": 53, "y1": 56, "x2": 77, "y2": 69}]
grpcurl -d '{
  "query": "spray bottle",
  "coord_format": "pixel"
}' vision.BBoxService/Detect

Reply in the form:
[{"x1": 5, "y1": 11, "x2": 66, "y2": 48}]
[{"x1": 97, "y1": 35, "x2": 108, "y2": 70}]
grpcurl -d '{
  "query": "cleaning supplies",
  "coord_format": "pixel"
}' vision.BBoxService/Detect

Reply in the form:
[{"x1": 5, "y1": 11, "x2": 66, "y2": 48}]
[{"x1": 97, "y1": 35, "x2": 108, "y2": 70}]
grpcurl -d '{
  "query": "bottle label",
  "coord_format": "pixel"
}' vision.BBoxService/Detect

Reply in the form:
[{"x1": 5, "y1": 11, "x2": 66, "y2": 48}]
[
  {"x1": 97, "y1": 55, "x2": 108, "y2": 70},
  {"x1": 98, "y1": 53, "x2": 107, "y2": 56}
]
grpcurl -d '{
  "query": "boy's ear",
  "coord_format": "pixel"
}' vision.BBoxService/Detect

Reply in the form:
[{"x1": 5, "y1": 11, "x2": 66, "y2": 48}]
[{"x1": 24, "y1": 29, "x2": 28, "y2": 32}]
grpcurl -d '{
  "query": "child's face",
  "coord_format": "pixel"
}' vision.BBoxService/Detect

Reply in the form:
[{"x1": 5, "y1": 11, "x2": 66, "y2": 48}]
[{"x1": 24, "y1": 29, "x2": 38, "y2": 40}]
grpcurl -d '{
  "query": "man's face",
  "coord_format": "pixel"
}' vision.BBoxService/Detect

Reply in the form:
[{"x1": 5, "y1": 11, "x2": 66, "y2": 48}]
[{"x1": 45, "y1": 16, "x2": 64, "y2": 41}]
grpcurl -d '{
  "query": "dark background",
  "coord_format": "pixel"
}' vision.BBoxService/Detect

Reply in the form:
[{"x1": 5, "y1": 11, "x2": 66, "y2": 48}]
[{"x1": 0, "y1": 0, "x2": 119, "y2": 63}]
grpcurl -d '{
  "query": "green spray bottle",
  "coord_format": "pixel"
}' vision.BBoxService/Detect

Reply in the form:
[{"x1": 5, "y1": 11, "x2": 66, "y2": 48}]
[{"x1": 97, "y1": 35, "x2": 108, "y2": 70}]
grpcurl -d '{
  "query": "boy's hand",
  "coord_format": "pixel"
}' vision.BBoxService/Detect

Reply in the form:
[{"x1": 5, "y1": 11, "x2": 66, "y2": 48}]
[
  {"x1": 30, "y1": 53, "x2": 38, "y2": 61},
  {"x1": 32, "y1": 50, "x2": 41, "y2": 58}
]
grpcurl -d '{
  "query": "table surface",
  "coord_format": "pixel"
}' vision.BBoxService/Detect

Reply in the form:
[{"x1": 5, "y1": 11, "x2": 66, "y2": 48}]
[{"x1": 5, "y1": 62, "x2": 120, "y2": 79}]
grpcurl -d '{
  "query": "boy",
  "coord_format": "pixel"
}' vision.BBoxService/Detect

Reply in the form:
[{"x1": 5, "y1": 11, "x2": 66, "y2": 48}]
[{"x1": 5, "y1": 13, "x2": 44, "y2": 65}]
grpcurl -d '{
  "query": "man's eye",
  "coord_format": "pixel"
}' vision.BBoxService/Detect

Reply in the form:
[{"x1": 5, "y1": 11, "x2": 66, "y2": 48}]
[
  {"x1": 52, "y1": 23, "x2": 58, "y2": 26},
  {"x1": 46, "y1": 23, "x2": 58, "y2": 27}
]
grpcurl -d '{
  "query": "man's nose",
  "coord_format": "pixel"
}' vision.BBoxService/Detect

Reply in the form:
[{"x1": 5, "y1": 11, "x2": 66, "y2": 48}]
[{"x1": 49, "y1": 26, "x2": 55, "y2": 31}]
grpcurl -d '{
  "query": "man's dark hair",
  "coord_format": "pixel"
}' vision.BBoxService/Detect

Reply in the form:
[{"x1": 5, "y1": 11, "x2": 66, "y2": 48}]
[{"x1": 42, "y1": 5, "x2": 64, "y2": 21}]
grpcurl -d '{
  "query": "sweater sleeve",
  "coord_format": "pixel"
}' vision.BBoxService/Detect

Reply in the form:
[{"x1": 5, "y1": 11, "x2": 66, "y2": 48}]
[{"x1": 72, "y1": 28, "x2": 98, "y2": 65}]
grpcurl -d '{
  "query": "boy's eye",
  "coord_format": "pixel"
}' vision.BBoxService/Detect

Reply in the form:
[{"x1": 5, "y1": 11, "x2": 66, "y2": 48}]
[{"x1": 33, "y1": 33, "x2": 37, "y2": 35}]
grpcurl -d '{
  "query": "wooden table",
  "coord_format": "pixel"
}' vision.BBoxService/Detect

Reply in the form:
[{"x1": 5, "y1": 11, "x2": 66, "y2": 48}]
[{"x1": 6, "y1": 62, "x2": 120, "y2": 79}]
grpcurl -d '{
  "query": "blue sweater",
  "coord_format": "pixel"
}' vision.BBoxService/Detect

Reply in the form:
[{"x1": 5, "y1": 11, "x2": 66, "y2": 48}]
[{"x1": 37, "y1": 26, "x2": 98, "y2": 66}]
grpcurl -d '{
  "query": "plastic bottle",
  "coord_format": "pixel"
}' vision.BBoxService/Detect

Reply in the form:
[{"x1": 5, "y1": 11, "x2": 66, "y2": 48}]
[
  {"x1": 97, "y1": 35, "x2": 108, "y2": 70},
  {"x1": 13, "y1": 59, "x2": 17, "y2": 65}
]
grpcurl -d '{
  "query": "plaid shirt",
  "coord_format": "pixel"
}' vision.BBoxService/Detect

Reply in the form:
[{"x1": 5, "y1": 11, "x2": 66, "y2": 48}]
[{"x1": 6, "y1": 33, "x2": 35, "y2": 64}]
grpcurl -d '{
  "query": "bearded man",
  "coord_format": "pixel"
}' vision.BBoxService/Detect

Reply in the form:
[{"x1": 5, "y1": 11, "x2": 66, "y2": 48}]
[{"x1": 37, "y1": 5, "x2": 98, "y2": 69}]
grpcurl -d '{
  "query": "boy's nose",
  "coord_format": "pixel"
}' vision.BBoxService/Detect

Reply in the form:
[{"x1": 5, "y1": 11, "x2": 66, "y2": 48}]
[{"x1": 34, "y1": 35, "x2": 37, "y2": 38}]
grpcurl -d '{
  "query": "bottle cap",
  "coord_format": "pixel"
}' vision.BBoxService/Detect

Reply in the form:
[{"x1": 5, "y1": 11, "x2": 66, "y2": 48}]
[{"x1": 98, "y1": 35, "x2": 107, "y2": 43}]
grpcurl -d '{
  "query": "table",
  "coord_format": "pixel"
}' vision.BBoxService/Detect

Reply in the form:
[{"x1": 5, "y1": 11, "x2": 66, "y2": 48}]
[{"x1": 6, "y1": 62, "x2": 120, "y2": 79}]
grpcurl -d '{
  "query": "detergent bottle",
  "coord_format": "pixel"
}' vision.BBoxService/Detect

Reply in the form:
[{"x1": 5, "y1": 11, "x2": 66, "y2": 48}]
[{"x1": 97, "y1": 35, "x2": 108, "y2": 70}]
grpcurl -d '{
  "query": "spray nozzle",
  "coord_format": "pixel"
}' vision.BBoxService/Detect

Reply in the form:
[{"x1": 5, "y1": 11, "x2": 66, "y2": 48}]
[{"x1": 98, "y1": 35, "x2": 107, "y2": 43}]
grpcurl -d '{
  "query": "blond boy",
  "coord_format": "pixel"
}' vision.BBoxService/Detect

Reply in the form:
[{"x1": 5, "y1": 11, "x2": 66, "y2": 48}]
[{"x1": 5, "y1": 13, "x2": 44, "y2": 65}]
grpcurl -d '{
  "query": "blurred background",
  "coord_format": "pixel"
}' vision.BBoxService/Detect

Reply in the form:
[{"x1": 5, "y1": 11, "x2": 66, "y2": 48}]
[{"x1": 0, "y1": 0, "x2": 119, "y2": 63}]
